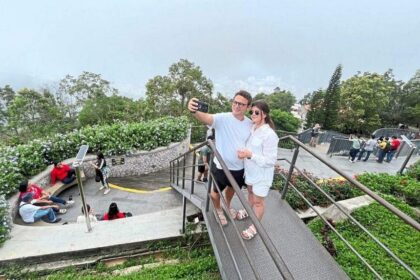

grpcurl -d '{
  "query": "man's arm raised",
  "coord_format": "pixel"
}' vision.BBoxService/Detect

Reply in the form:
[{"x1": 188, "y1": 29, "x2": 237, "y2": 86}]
[{"x1": 187, "y1": 98, "x2": 214, "y2": 126}]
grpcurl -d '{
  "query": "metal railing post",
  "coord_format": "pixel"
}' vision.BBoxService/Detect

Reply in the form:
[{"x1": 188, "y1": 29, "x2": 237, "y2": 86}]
[
  {"x1": 73, "y1": 145, "x2": 91, "y2": 233},
  {"x1": 281, "y1": 145, "x2": 299, "y2": 199},
  {"x1": 191, "y1": 151, "x2": 197, "y2": 194},
  {"x1": 181, "y1": 196, "x2": 187, "y2": 234},
  {"x1": 182, "y1": 155, "x2": 186, "y2": 189},
  {"x1": 398, "y1": 147, "x2": 416, "y2": 175},
  {"x1": 205, "y1": 154, "x2": 214, "y2": 213}
]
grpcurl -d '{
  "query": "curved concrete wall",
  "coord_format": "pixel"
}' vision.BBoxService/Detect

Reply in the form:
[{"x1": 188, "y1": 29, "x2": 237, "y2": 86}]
[{"x1": 8, "y1": 136, "x2": 190, "y2": 225}]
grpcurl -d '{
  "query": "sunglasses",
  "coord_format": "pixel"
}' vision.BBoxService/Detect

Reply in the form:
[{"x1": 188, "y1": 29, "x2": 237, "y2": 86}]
[
  {"x1": 250, "y1": 110, "x2": 261, "y2": 116},
  {"x1": 233, "y1": 100, "x2": 247, "y2": 107}
]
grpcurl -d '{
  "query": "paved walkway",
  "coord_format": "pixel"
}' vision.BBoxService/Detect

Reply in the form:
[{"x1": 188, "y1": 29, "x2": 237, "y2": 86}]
[{"x1": 278, "y1": 143, "x2": 418, "y2": 178}]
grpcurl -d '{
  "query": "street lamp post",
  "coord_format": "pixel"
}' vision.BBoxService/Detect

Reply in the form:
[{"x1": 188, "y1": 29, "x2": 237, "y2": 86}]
[{"x1": 73, "y1": 145, "x2": 91, "y2": 232}]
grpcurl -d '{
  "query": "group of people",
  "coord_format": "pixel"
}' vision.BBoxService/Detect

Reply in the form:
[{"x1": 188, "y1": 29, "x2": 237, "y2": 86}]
[
  {"x1": 348, "y1": 134, "x2": 401, "y2": 163},
  {"x1": 188, "y1": 90, "x2": 279, "y2": 240},
  {"x1": 19, "y1": 151, "x2": 112, "y2": 224}
]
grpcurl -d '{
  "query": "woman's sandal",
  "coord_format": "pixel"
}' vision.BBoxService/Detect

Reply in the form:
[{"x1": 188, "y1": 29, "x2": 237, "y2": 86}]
[
  {"x1": 228, "y1": 208, "x2": 237, "y2": 220},
  {"x1": 236, "y1": 209, "x2": 249, "y2": 220},
  {"x1": 241, "y1": 224, "x2": 257, "y2": 240},
  {"x1": 216, "y1": 209, "x2": 228, "y2": 226}
]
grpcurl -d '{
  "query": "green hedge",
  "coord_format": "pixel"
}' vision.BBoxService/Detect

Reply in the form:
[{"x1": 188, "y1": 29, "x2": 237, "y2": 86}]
[
  {"x1": 0, "y1": 196, "x2": 10, "y2": 246},
  {"x1": 406, "y1": 160, "x2": 420, "y2": 181},
  {"x1": 308, "y1": 195, "x2": 420, "y2": 280}
]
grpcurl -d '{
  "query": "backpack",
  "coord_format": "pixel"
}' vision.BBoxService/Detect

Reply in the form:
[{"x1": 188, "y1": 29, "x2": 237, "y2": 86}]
[{"x1": 384, "y1": 141, "x2": 391, "y2": 152}]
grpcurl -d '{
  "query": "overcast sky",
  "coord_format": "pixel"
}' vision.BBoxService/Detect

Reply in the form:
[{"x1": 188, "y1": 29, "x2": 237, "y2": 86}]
[{"x1": 1, "y1": 0, "x2": 419, "y2": 100}]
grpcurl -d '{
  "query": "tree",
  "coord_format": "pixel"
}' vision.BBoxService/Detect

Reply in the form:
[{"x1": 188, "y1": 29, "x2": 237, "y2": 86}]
[
  {"x1": 304, "y1": 89, "x2": 325, "y2": 129},
  {"x1": 57, "y1": 71, "x2": 118, "y2": 119},
  {"x1": 0, "y1": 85, "x2": 15, "y2": 125},
  {"x1": 78, "y1": 94, "x2": 143, "y2": 126},
  {"x1": 266, "y1": 89, "x2": 296, "y2": 112},
  {"x1": 7, "y1": 88, "x2": 61, "y2": 139},
  {"x1": 270, "y1": 109, "x2": 301, "y2": 132},
  {"x1": 339, "y1": 71, "x2": 395, "y2": 134},
  {"x1": 401, "y1": 70, "x2": 420, "y2": 127},
  {"x1": 145, "y1": 59, "x2": 213, "y2": 117},
  {"x1": 322, "y1": 65, "x2": 342, "y2": 130}
]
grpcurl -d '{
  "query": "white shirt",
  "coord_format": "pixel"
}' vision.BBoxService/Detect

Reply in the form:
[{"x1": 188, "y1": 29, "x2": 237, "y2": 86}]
[
  {"x1": 244, "y1": 124, "x2": 279, "y2": 186},
  {"x1": 364, "y1": 139, "x2": 376, "y2": 151},
  {"x1": 19, "y1": 202, "x2": 40, "y2": 223},
  {"x1": 211, "y1": 112, "x2": 253, "y2": 170},
  {"x1": 77, "y1": 214, "x2": 98, "y2": 224}
]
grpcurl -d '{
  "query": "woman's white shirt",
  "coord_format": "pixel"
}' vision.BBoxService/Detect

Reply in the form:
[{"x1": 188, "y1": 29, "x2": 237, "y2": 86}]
[{"x1": 244, "y1": 124, "x2": 279, "y2": 188}]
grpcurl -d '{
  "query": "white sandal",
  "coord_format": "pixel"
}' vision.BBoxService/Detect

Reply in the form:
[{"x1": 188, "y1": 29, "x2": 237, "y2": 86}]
[
  {"x1": 236, "y1": 209, "x2": 249, "y2": 220},
  {"x1": 215, "y1": 209, "x2": 228, "y2": 226},
  {"x1": 241, "y1": 225, "x2": 257, "y2": 240}
]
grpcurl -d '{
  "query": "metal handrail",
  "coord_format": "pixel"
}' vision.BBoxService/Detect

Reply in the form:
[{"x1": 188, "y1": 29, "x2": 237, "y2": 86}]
[
  {"x1": 279, "y1": 135, "x2": 420, "y2": 231},
  {"x1": 277, "y1": 157, "x2": 419, "y2": 278},
  {"x1": 170, "y1": 140, "x2": 294, "y2": 280}
]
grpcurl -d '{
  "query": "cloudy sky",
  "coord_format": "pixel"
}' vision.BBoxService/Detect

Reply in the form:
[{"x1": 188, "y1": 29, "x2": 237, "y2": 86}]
[{"x1": 0, "y1": 0, "x2": 419, "y2": 99}]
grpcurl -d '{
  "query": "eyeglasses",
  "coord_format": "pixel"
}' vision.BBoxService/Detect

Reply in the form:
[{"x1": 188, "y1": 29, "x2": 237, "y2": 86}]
[
  {"x1": 250, "y1": 110, "x2": 260, "y2": 116},
  {"x1": 233, "y1": 100, "x2": 247, "y2": 107}
]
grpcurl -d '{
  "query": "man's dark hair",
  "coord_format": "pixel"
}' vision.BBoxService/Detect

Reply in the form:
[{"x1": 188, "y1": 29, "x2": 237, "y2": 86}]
[
  {"x1": 234, "y1": 90, "x2": 252, "y2": 106},
  {"x1": 19, "y1": 180, "x2": 29, "y2": 192},
  {"x1": 53, "y1": 160, "x2": 60, "y2": 166},
  {"x1": 392, "y1": 135, "x2": 397, "y2": 139}
]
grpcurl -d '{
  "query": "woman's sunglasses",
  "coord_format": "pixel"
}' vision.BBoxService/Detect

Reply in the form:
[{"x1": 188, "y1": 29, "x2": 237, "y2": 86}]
[{"x1": 249, "y1": 110, "x2": 260, "y2": 116}]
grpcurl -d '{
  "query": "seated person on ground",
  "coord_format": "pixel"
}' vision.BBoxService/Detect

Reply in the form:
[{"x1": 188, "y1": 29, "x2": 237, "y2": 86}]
[
  {"x1": 19, "y1": 193, "x2": 62, "y2": 224},
  {"x1": 18, "y1": 180, "x2": 73, "y2": 212},
  {"x1": 102, "y1": 202, "x2": 129, "y2": 220},
  {"x1": 50, "y1": 160, "x2": 76, "y2": 185},
  {"x1": 77, "y1": 204, "x2": 98, "y2": 224}
]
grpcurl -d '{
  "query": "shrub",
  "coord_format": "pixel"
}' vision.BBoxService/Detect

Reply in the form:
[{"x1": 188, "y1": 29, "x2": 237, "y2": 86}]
[
  {"x1": 0, "y1": 196, "x2": 11, "y2": 247},
  {"x1": 308, "y1": 195, "x2": 420, "y2": 280},
  {"x1": 405, "y1": 160, "x2": 420, "y2": 181},
  {"x1": 356, "y1": 173, "x2": 420, "y2": 207}
]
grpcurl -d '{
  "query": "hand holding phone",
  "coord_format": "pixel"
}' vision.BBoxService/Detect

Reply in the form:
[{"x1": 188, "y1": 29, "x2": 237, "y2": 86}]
[{"x1": 195, "y1": 100, "x2": 209, "y2": 113}]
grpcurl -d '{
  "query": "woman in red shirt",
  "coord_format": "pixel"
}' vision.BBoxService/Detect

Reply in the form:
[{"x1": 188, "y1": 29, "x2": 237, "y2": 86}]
[{"x1": 103, "y1": 202, "x2": 126, "y2": 220}]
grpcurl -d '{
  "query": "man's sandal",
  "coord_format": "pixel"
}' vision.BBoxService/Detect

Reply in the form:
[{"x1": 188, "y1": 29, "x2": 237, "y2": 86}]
[
  {"x1": 241, "y1": 224, "x2": 257, "y2": 240},
  {"x1": 236, "y1": 209, "x2": 249, "y2": 220},
  {"x1": 58, "y1": 208, "x2": 67, "y2": 214},
  {"x1": 215, "y1": 209, "x2": 228, "y2": 226}
]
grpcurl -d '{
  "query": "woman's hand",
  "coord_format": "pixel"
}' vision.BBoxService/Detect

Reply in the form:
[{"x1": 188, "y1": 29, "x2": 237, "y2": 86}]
[{"x1": 237, "y1": 149, "x2": 252, "y2": 159}]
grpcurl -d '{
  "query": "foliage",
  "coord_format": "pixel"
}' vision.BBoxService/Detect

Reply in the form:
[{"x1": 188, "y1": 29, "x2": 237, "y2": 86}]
[
  {"x1": 308, "y1": 196, "x2": 420, "y2": 280},
  {"x1": 0, "y1": 117, "x2": 189, "y2": 197},
  {"x1": 270, "y1": 109, "x2": 301, "y2": 132},
  {"x1": 405, "y1": 160, "x2": 420, "y2": 181},
  {"x1": 255, "y1": 88, "x2": 296, "y2": 112},
  {"x1": 401, "y1": 70, "x2": 420, "y2": 127},
  {"x1": 338, "y1": 70, "x2": 397, "y2": 134},
  {"x1": 145, "y1": 59, "x2": 213, "y2": 117},
  {"x1": 304, "y1": 89, "x2": 325, "y2": 129},
  {"x1": 0, "y1": 195, "x2": 11, "y2": 247},
  {"x1": 355, "y1": 173, "x2": 420, "y2": 207},
  {"x1": 78, "y1": 95, "x2": 145, "y2": 126},
  {"x1": 322, "y1": 64, "x2": 342, "y2": 130}
]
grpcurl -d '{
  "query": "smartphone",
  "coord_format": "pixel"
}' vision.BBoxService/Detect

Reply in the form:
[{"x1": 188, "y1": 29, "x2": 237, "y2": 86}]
[{"x1": 196, "y1": 100, "x2": 209, "y2": 113}]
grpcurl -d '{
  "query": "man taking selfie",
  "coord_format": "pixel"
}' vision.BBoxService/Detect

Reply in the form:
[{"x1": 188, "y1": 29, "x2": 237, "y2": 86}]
[{"x1": 187, "y1": 90, "x2": 252, "y2": 226}]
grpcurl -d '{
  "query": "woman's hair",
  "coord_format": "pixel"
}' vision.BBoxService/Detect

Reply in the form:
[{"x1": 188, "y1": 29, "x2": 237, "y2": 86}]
[
  {"x1": 107, "y1": 202, "x2": 119, "y2": 220},
  {"x1": 81, "y1": 204, "x2": 91, "y2": 215},
  {"x1": 251, "y1": 100, "x2": 275, "y2": 129},
  {"x1": 18, "y1": 180, "x2": 29, "y2": 192},
  {"x1": 97, "y1": 152, "x2": 105, "y2": 159}
]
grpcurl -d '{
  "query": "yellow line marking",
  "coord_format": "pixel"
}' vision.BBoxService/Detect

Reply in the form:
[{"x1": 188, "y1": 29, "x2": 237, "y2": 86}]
[{"x1": 108, "y1": 183, "x2": 172, "y2": 194}]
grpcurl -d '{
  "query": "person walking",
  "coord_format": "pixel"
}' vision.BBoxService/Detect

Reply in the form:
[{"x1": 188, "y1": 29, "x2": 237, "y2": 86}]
[
  {"x1": 196, "y1": 135, "x2": 214, "y2": 182},
  {"x1": 236, "y1": 100, "x2": 279, "y2": 240},
  {"x1": 349, "y1": 135, "x2": 362, "y2": 163},
  {"x1": 357, "y1": 135, "x2": 376, "y2": 161},
  {"x1": 90, "y1": 152, "x2": 111, "y2": 195},
  {"x1": 309, "y1": 124, "x2": 321, "y2": 147},
  {"x1": 188, "y1": 90, "x2": 253, "y2": 226}
]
